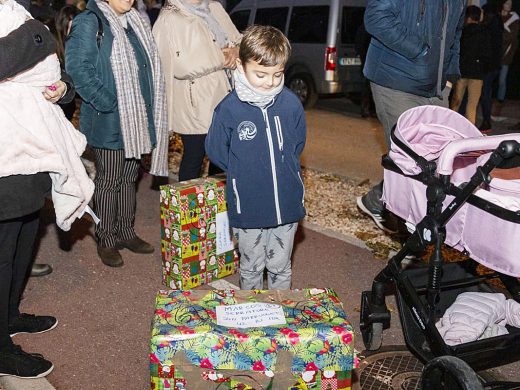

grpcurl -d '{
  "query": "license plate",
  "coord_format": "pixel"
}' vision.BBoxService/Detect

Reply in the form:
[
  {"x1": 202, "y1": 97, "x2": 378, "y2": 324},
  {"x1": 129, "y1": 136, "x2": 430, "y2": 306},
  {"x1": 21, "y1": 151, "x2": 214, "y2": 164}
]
[{"x1": 339, "y1": 57, "x2": 362, "y2": 66}]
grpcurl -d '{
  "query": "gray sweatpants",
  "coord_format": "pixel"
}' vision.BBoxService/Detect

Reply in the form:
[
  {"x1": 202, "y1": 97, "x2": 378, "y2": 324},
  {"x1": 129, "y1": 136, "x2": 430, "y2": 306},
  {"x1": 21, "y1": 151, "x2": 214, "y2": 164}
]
[{"x1": 233, "y1": 223, "x2": 297, "y2": 290}]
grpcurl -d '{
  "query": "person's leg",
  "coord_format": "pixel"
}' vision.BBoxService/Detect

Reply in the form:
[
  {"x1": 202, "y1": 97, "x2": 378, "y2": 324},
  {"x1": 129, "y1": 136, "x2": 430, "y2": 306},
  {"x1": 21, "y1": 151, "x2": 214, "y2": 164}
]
[
  {"x1": 265, "y1": 223, "x2": 297, "y2": 290},
  {"x1": 497, "y1": 64, "x2": 509, "y2": 102},
  {"x1": 93, "y1": 148, "x2": 125, "y2": 248},
  {"x1": 8, "y1": 213, "x2": 39, "y2": 321},
  {"x1": 465, "y1": 79, "x2": 483, "y2": 125},
  {"x1": 7, "y1": 212, "x2": 57, "y2": 336},
  {"x1": 115, "y1": 157, "x2": 154, "y2": 253},
  {"x1": 233, "y1": 228, "x2": 267, "y2": 290},
  {"x1": 370, "y1": 82, "x2": 429, "y2": 149},
  {"x1": 450, "y1": 79, "x2": 468, "y2": 113},
  {"x1": 0, "y1": 218, "x2": 22, "y2": 350},
  {"x1": 116, "y1": 158, "x2": 140, "y2": 242},
  {"x1": 179, "y1": 134, "x2": 206, "y2": 182},
  {"x1": 358, "y1": 83, "x2": 428, "y2": 230},
  {"x1": 92, "y1": 148, "x2": 125, "y2": 266},
  {"x1": 479, "y1": 70, "x2": 499, "y2": 129}
]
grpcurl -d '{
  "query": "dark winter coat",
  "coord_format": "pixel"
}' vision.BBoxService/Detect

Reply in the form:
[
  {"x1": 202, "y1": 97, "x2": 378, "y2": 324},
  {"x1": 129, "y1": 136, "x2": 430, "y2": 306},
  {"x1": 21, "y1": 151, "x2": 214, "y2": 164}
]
[
  {"x1": 205, "y1": 88, "x2": 306, "y2": 229},
  {"x1": 65, "y1": 0, "x2": 156, "y2": 150},
  {"x1": 363, "y1": 0, "x2": 466, "y2": 98},
  {"x1": 459, "y1": 24, "x2": 492, "y2": 80}
]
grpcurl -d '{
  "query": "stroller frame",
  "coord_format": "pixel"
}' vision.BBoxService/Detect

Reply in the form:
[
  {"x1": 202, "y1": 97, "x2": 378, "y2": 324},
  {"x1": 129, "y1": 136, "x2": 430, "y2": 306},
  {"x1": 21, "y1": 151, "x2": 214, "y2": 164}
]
[{"x1": 360, "y1": 132, "x2": 520, "y2": 389}]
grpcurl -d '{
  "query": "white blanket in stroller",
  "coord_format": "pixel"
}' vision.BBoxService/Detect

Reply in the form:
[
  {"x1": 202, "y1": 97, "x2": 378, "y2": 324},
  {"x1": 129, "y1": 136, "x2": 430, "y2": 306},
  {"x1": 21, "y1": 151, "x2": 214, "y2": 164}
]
[{"x1": 436, "y1": 292, "x2": 520, "y2": 345}]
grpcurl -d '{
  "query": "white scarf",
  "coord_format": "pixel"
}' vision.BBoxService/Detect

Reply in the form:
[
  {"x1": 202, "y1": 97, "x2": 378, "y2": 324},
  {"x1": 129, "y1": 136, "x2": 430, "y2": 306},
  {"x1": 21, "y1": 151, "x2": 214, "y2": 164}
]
[
  {"x1": 96, "y1": 1, "x2": 169, "y2": 176},
  {"x1": 233, "y1": 68, "x2": 284, "y2": 108}
]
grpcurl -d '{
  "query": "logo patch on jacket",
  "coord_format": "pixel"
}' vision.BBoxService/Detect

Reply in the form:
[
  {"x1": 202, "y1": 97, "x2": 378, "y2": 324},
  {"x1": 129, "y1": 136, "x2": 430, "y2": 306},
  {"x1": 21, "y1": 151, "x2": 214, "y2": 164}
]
[{"x1": 237, "y1": 121, "x2": 257, "y2": 141}]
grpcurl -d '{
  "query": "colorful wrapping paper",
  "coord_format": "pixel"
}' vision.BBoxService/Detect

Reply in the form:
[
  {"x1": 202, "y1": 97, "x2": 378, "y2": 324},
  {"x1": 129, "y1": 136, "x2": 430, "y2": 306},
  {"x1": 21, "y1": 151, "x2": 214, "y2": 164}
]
[
  {"x1": 160, "y1": 176, "x2": 239, "y2": 289},
  {"x1": 150, "y1": 288, "x2": 357, "y2": 389}
]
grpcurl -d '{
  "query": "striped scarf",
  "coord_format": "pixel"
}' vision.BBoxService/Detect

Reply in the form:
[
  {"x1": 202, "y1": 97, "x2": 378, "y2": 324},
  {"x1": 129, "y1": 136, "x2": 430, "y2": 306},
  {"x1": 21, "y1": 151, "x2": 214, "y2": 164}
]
[{"x1": 96, "y1": 0, "x2": 169, "y2": 176}]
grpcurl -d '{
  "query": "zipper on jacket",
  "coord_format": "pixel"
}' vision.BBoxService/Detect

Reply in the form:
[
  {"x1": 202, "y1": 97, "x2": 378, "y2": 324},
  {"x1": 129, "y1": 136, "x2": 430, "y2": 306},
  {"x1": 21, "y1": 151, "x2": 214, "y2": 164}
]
[
  {"x1": 274, "y1": 115, "x2": 284, "y2": 162},
  {"x1": 261, "y1": 107, "x2": 282, "y2": 225},
  {"x1": 189, "y1": 80, "x2": 195, "y2": 107},
  {"x1": 232, "y1": 178, "x2": 241, "y2": 214},
  {"x1": 297, "y1": 171, "x2": 305, "y2": 206},
  {"x1": 436, "y1": 0, "x2": 448, "y2": 97}
]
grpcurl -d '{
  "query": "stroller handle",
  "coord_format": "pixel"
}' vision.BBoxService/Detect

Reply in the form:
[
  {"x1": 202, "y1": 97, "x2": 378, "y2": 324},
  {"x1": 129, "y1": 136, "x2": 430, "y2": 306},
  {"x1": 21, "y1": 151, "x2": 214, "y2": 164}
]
[{"x1": 437, "y1": 134, "x2": 520, "y2": 175}]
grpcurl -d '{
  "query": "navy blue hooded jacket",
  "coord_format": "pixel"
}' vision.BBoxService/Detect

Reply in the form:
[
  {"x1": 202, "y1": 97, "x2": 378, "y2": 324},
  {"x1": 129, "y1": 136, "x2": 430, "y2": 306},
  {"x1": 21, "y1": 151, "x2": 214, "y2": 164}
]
[
  {"x1": 205, "y1": 88, "x2": 306, "y2": 229},
  {"x1": 363, "y1": 0, "x2": 466, "y2": 98}
]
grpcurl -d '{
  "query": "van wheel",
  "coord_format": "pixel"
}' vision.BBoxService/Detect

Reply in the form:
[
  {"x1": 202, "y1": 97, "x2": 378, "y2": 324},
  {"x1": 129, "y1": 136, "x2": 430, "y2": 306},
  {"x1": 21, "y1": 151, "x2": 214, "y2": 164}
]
[{"x1": 287, "y1": 73, "x2": 318, "y2": 109}]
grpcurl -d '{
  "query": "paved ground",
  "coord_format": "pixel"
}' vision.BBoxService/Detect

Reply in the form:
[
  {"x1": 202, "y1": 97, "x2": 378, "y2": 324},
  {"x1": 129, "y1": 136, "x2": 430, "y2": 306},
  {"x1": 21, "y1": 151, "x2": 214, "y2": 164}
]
[{"x1": 2, "y1": 98, "x2": 520, "y2": 389}]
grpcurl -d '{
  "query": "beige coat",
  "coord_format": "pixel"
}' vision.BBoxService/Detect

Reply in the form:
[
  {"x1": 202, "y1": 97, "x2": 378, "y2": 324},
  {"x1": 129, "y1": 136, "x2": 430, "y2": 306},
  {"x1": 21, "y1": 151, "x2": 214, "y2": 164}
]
[{"x1": 152, "y1": 0, "x2": 241, "y2": 135}]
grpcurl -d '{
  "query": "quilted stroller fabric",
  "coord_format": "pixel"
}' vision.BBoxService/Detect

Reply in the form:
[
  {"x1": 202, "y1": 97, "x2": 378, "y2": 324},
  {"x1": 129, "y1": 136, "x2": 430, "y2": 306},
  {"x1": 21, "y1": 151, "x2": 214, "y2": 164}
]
[{"x1": 382, "y1": 105, "x2": 520, "y2": 277}]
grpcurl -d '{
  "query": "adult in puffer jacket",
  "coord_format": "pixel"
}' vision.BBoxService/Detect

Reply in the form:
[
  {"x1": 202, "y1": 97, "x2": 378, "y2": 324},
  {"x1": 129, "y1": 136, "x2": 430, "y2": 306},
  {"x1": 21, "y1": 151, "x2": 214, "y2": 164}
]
[
  {"x1": 356, "y1": 0, "x2": 465, "y2": 234},
  {"x1": 436, "y1": 292, "x2": 520, "y2": 345}
]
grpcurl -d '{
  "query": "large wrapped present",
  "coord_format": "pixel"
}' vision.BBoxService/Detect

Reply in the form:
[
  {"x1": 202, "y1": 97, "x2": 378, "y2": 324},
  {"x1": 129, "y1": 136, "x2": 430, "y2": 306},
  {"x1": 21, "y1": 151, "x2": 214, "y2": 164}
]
[
  {"x1": 160, "y1": 176, "x2": 239, "y2": 289},
  {"x1": 150, "y1": 288, "x2": 357, "y2": 389}
]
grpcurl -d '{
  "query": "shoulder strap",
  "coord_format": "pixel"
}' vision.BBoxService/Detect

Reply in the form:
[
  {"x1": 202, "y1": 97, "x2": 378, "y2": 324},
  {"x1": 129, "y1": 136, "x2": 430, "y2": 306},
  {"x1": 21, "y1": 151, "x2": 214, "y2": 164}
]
[{"x1": 85, "y1": 10, "x2": 104, "y2": 48}]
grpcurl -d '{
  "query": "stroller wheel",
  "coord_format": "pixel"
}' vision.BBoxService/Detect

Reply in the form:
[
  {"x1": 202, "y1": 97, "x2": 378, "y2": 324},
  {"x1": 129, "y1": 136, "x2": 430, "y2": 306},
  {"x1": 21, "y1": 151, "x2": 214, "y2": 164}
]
[
  {"x1": 421, "y1": 356, "x2": 484, "y2": 390},
  {"x1": 361, "y1": 322, "x2": 383, "y2": 351}
]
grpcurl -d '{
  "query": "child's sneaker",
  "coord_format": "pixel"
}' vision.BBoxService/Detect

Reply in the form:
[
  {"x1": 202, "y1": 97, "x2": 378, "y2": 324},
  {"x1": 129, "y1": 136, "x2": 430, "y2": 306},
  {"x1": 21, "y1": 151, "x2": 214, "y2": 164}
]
[
  {"x1": 0, "y1": 344, "x2": 53, "y2": 378},
  {"x1": 9, "y1": 313, "x2": 57, "y2": 336}
]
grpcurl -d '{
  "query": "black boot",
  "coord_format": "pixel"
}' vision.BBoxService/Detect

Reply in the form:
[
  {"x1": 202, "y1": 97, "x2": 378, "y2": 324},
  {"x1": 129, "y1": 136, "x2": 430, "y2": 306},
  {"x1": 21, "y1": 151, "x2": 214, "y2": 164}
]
[{"x1": 30, "y1": 264, "x2": 52, "y2": 277}]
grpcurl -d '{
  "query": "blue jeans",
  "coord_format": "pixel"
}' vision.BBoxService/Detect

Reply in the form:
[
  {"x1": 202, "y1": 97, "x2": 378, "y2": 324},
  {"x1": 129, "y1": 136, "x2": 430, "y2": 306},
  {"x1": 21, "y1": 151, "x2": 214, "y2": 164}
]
[
  {"x1": 480, "y1": 70, "x2": 500, "y2": 122},
  {"x1": 497, "y1": 64, "x2": 509, "y2": 102}
]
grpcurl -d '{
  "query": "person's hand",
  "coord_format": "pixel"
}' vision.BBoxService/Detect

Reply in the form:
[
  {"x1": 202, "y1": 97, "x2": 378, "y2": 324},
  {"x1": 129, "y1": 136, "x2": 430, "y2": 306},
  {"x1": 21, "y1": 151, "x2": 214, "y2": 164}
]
[
  {"x1": 222, "y1": 46, "x2": 239, "y2": 69},
  {"x1": 43, "y1": 80, "x2": 67, "y2": 104}
]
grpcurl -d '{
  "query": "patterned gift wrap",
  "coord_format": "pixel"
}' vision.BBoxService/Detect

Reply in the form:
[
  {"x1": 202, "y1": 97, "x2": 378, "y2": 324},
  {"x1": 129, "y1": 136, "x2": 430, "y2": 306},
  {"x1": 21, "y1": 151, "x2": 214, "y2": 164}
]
[
  {"x1": 160, "y1": 176, "x2": 239, "y2": 289},
  {"x1": 150, "y1": 288, "x2": 358, "y2": 389}
]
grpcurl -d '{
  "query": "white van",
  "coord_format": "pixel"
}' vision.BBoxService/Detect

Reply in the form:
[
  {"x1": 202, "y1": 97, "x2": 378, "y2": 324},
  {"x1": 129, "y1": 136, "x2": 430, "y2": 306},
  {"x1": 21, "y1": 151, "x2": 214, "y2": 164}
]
[{"x1": 229, "y1": 0, "x2": 367, "y2": 108}]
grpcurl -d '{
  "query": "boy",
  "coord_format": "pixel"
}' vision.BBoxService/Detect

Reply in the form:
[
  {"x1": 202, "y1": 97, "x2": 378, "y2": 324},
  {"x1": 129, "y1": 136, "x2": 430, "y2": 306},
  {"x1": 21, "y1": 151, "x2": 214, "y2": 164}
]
[{"x1": 205, "y1": 25, "x2": 306, "y2": 290}]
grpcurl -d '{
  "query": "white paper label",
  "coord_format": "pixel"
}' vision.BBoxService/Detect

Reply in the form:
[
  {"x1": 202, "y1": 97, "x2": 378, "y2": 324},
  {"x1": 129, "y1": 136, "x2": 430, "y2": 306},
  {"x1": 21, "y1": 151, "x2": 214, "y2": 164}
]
[
  {"x1": 216, "y1": 302, "x2": 286, "y2": 328},
  {"x1": 216, "y1": 211, "x2": 235, "y2": 255}
]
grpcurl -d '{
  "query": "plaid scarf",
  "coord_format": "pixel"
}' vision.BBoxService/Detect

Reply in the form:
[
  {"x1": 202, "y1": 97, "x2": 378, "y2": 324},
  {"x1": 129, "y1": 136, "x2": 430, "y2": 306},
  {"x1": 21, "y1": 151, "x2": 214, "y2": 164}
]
[{"x1": 97, "y1": 1, "x2": 169, "y2": 176}]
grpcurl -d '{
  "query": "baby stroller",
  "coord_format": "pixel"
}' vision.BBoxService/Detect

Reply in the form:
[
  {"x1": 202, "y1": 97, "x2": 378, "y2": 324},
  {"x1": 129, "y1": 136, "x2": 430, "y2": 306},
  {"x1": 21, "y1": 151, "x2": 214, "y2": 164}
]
[{"x1": 359, "y1": 106, "x2": 520, "y2": 389}]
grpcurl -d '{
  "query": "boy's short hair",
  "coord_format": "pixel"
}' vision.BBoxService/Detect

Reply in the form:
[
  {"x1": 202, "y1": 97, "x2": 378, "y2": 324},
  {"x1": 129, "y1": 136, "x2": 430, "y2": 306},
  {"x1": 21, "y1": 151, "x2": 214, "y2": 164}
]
[
  {"x1": 239, "y1": 25, "x2": 291, "y2": 67},
  {"x1": 466, "y1": 5, "x2": 482, "y2": 22}
]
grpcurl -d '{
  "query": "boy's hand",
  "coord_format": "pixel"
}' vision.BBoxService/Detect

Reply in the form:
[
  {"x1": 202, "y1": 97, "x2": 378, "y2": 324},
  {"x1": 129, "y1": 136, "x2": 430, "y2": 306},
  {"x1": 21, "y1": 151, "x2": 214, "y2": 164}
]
[
  {"x1": 222, "y1": 46, "x2": 239, "y2": 69},
  {"x1": 43, "y1": 80, "x2": 67, "y2": 103}
]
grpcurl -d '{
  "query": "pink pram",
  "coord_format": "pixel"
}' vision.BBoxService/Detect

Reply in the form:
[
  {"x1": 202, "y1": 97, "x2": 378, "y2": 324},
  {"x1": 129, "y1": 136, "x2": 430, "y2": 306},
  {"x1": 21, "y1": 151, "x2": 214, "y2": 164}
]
[
  {"x1": 384, "y1": 106, "x2": 520, "y2": 277},
  {"x1": 360, "y1": 106, "x2": 520, "y2": 389}
]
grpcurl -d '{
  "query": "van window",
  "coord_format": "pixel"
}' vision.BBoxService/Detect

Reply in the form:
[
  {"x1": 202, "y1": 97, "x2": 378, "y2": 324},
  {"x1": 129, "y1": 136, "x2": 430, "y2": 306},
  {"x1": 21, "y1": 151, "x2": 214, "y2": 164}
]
[
  {"x1": 341, "y1": 7, "x2": 365, "y2": 44},
  {"x1": 230, "y1": 10, "x2": 250, "y2": 32},
  {"x1": 288, "y1": 6, "x2": 329, "y2": 44},
  {"x1": 254, "y1": 7, "x2": 289, "y2": 33}
]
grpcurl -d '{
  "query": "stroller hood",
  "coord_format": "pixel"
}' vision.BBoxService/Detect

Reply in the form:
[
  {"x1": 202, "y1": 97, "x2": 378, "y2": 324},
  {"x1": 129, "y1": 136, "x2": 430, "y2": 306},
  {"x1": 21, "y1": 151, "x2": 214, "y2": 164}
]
[{"x1": 390, "y1": 106, "x2": 483, "y2": 175}]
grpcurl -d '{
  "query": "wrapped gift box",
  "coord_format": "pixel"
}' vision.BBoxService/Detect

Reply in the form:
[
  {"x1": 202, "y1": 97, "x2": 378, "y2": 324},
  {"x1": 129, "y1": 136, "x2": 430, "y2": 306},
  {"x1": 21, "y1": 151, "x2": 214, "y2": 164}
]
[
  {"x1": 150, "y1": 288, "x2": 357, "y2": 389},
  {"x1": 160, "y1": 176, "x2": 239, "y2": 289}
]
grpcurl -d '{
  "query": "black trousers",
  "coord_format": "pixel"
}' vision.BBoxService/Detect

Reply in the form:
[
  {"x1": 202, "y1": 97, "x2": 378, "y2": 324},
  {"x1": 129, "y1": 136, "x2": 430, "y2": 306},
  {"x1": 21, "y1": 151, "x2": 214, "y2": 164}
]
[
  {"x1": 93, "y1": 148, "x2": 140, "y2": 248},
  {"x1": 0, "y1": 212, "x2": 40, "y2": 350},
  {"x1": 179, "y1": 134, "x2": 222, "y2": 182}
]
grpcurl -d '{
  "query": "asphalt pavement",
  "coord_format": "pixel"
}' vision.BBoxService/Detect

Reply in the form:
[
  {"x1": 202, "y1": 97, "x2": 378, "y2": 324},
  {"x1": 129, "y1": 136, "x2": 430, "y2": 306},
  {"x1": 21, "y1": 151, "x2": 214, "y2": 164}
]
[{"x1": 3, "y1": 97, "x2": 520, "y2": 389}]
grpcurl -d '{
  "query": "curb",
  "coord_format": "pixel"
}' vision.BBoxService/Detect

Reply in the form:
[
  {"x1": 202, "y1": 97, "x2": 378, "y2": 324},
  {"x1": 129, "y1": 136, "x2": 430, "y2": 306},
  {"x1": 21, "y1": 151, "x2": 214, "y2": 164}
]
[
  {"x1": 300, "y1": 220, "x2": 369, "y2": 249},
  {"x1": 0, "y1": 377, "x2": 54, "y2": 390}
]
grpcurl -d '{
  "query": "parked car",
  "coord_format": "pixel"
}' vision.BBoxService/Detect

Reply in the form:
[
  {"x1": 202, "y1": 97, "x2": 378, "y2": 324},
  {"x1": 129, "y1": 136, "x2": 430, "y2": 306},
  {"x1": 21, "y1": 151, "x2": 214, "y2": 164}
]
[{"x1": 229, "y1": 0, "x2": 367, "y2": 108}]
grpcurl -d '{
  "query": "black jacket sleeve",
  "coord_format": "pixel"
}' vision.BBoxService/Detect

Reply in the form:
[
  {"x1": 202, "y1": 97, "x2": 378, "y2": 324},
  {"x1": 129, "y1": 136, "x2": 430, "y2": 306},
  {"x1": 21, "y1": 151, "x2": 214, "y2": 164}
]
[
  {"x1": 0, "y1": 19, "x2": 57, "y2": 81},
  {"x1": 58, "y1": 70, "x2": 76, "y2": 105}
]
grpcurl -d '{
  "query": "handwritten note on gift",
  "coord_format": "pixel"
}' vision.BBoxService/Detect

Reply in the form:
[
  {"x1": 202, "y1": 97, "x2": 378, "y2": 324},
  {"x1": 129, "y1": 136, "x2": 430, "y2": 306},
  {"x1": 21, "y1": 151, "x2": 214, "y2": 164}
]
[
  {"x1": 216, "y1": 302, "x2": 287, "y2": 328},
  {"x1": 216, "y1": 212, "x2": 235, "y2": 255}
]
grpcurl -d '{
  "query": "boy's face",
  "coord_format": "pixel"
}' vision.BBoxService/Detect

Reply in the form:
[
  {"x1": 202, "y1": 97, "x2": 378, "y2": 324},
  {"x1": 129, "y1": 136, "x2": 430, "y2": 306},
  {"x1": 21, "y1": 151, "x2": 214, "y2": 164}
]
[{"x1": 237, "y1": 59, "x2": 285, "y2": 92}]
